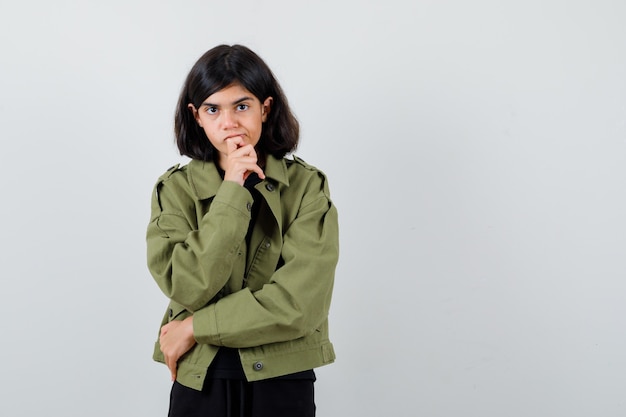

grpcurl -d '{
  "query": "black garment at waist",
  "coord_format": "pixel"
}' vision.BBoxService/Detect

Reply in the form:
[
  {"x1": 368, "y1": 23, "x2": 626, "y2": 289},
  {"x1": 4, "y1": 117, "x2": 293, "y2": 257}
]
[{"x1": 206, "y1": 347, "x2": 315, "y2": 381}]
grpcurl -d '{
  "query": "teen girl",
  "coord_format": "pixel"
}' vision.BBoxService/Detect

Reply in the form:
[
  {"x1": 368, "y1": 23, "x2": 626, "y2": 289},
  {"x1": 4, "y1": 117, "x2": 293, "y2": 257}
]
[{"x1": 146, "y1": 44, "x2": 339, "y2": 417}]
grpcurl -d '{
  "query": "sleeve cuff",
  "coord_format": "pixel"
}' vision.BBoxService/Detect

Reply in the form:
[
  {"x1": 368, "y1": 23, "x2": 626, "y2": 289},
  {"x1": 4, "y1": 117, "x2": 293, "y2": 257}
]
[
  {"x1": 193, "y1": 303, "x2": 222, "y2": 345},
  {"x1": 213, "y1": 180, "x2": 254, "y2": 217}
]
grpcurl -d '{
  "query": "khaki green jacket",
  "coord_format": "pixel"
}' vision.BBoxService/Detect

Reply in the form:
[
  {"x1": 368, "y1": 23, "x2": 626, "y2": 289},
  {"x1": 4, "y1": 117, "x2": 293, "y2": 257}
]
[{"x1": 146, "y1": 155, "x2": 339, "y2": 390}]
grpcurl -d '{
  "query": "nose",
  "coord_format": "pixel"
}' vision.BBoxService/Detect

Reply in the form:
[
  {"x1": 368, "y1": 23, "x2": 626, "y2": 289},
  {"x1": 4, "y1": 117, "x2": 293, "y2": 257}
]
[{"x1": 221, "y1": 110, "x2": 238, "y2": 129}]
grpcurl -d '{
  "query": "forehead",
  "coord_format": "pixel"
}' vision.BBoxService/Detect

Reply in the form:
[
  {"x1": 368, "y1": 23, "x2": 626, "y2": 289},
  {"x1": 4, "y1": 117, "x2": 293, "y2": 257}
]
[{"x1": 203, "y1": 83, "x2": 258, "y2": 104}]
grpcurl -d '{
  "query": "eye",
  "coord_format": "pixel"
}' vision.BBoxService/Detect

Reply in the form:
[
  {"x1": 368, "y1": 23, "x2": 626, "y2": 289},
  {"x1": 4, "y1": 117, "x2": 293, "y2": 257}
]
[
  {"x1": 205, "y1": 106, "x2": 218, "y2": 115},
  {"x1": 236, "y1": 104, "x2": 249, "y2": 111}
]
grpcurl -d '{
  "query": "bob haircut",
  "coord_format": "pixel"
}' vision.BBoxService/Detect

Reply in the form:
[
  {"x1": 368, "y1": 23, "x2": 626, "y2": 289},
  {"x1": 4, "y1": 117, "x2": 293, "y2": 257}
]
[{"x1": 174, "y1": 44, "x2": 300, "y2": 162}]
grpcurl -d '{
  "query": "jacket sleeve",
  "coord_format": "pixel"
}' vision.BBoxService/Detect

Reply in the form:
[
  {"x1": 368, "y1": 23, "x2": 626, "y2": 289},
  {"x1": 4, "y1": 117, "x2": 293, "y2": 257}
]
[
  {"x1": 192, "y1": 172, "x2": 339, "y2": 348},
  {"x1": 146, "y1": 174, "x2": 253, "y2": 312}
]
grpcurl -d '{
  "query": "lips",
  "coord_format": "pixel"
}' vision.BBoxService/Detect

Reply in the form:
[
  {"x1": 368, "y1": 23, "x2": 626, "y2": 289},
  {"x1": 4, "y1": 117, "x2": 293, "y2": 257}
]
[{"x1": 224, "y1": 134, "x2": 245, "y2": 141}]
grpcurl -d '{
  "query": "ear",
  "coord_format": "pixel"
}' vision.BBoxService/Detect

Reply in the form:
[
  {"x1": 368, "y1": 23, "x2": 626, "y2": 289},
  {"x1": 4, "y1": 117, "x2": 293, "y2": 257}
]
[
  {"x1": 261, "y1": 97, "x2": 273, "y2": 122},
  {"x1": 188, "y1": 103, "x2": 202, "y2": 127}
]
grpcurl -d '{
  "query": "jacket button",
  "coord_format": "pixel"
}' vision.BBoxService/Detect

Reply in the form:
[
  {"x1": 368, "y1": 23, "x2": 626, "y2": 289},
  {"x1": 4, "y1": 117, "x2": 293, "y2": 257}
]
[
  {"x1": 265, "y1": 183, "x2": 275, "y2": 191},
  {"x1": 246, "y1": 202, "x2": 252, "y2": 211},
  {"x1": 168, "y1": 309, "x2": 173, "y2": 318},
  {"x1": 253, "y1": 361, "x2": 263, "y2": 371},
  {"x1": 264, "y1": 242, "x2": 270, "y2": 248}
]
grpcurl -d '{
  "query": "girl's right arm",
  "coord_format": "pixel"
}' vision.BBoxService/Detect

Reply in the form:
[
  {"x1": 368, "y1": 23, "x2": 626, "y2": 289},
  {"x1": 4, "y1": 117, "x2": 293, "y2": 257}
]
[{"x1": 146, "y1": 170, "x2": 253, "y2": 312}]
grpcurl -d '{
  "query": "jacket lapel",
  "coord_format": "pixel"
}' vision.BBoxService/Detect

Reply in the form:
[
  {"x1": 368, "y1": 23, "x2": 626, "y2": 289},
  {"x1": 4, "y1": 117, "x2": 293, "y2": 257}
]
[{"x1": 187, "y1": 159, "x2": 223, "y2": 200}]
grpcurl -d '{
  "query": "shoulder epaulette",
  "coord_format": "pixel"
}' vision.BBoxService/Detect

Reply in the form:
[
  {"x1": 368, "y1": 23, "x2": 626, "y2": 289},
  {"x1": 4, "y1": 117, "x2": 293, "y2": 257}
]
[
  {"x1": 291, "y1": 155, "x2": 314, "y2": 171},
  {"x1": 158, "y1": 163, "x2": 181, "y2": 181},
  {"x1": 153, "y1": 164, "x2": 181, "y2": 212}
]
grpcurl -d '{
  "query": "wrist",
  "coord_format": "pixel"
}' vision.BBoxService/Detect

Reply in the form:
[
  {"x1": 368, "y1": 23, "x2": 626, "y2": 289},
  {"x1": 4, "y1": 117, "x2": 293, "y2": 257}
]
[{"x1": 184, "y1": 316, "x2": 195, "y2": 340}]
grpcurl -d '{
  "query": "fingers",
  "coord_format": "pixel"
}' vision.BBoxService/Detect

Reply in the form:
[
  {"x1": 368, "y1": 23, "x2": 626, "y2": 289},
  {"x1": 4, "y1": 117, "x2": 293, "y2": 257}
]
[
  {"x1": 160, "y1": 323, "x2": 177, "y2": 381},
  {"x1": 224, "y1": 136, "x2": 250, "y2": 157},
  {"x1": 225, "y1": 137, "x2": 242, "y2": 155},
  {"x1": 164, "y1": 355, "x2": 177, "y2": 381},
  {"x1": 167, "y1": 358, "x2": 177, "y2": 381},
  {"x1": 159, "y1": 318, "x2": 196, "y2": 382},
  {"x1": 243, "y1": 163, "x2": 266, "y2": 180},
  {"x1": 161, "y1": 339, "x2": 178, "y2": 381},
  {"x1": 223, "y1": 138, "x2": 265, "y2": 184}
]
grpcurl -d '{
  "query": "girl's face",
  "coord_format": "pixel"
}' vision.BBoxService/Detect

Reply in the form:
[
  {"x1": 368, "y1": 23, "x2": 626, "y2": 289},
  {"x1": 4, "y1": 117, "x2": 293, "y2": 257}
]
[{"x1": 189, "y1": 83, "x2": 272, "y2": 162}]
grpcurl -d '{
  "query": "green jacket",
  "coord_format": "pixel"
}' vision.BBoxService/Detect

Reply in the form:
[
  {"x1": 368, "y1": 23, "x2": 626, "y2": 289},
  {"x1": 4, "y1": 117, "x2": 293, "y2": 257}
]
[{"x1": 146, "y1": 155, "x2": 339, "y2": 390}]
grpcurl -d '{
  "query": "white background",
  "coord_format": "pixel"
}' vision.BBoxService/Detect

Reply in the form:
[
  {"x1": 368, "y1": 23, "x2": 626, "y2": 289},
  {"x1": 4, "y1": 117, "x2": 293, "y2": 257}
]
[{"x1": 1, "y1": 1, "x2": 625, "y2": 416}]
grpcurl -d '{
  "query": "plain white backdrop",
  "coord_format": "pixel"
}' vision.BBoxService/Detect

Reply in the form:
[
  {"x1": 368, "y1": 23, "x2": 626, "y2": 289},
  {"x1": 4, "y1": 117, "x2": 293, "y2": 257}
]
[{"x1": 1, "y1": 1, "x2": 625, "y2": 416}]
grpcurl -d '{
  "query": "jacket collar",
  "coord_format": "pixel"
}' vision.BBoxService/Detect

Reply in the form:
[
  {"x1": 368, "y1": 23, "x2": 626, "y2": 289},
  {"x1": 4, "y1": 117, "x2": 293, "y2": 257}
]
[{"x1": 187, "y1": 154, "x2": 289, "y2": 200}]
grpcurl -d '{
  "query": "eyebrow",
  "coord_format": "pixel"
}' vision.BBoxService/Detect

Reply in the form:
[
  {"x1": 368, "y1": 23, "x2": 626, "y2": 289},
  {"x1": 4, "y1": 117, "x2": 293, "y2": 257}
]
[{"x1": 201, "y1": 96, "x2": 254, "y2": 108}]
